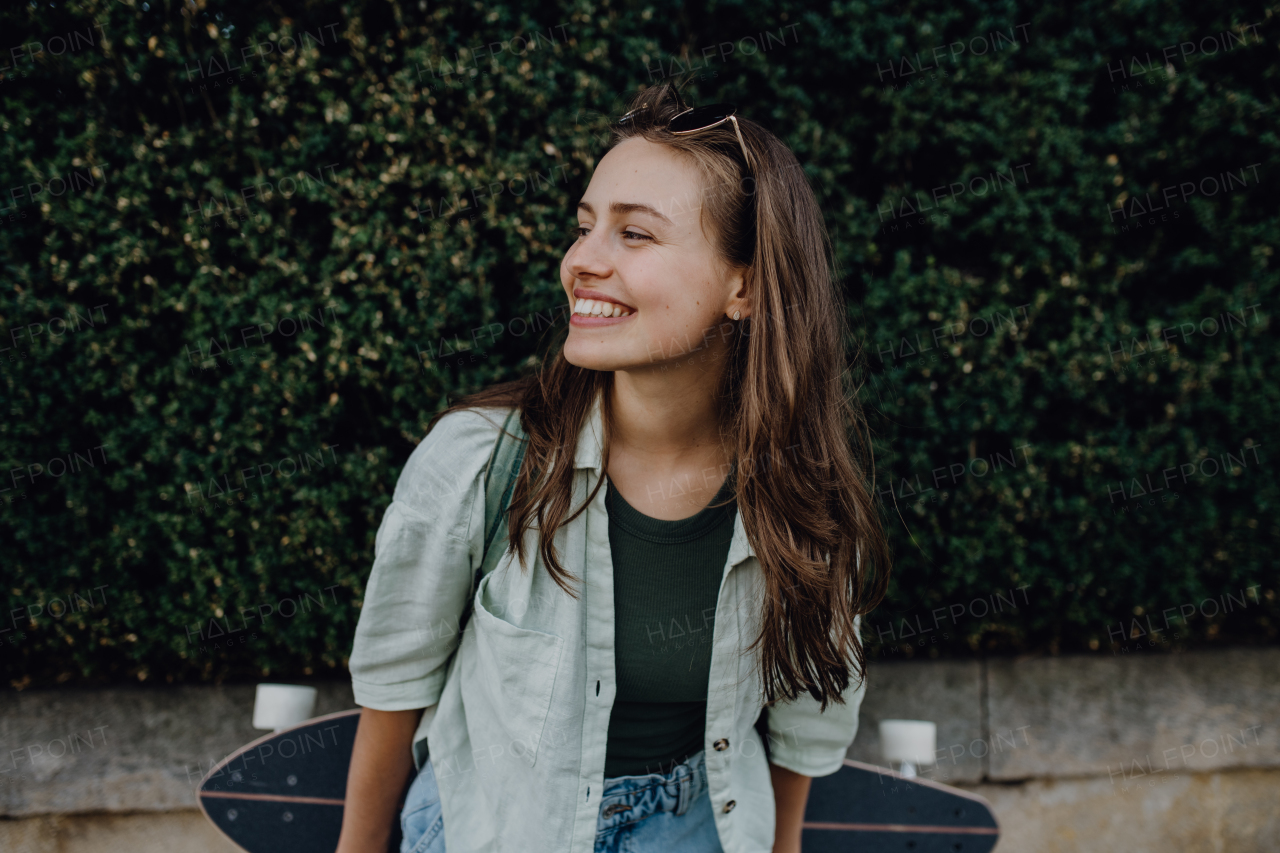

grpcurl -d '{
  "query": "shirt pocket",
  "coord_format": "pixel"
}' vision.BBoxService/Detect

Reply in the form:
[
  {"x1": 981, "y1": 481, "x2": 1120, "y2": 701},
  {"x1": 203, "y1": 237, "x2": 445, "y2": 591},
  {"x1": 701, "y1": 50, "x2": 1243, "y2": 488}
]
[{"x1": 460, "y1": 570, "x2": 565, "y2": 770}]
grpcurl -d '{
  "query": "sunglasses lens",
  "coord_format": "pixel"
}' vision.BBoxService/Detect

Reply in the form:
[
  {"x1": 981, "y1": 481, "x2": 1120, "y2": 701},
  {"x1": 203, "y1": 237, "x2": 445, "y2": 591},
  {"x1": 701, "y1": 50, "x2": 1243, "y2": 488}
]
[{"x1": 669, "y1": 104, "x2": 736, "y2": 133}]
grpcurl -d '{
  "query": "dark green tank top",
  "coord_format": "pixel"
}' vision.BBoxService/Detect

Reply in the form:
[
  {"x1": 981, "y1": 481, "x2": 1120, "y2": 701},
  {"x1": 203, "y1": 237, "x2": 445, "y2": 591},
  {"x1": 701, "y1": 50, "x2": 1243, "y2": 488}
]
[{"x1": 603, "y1": 469, "x2": 738, "y2": 778}]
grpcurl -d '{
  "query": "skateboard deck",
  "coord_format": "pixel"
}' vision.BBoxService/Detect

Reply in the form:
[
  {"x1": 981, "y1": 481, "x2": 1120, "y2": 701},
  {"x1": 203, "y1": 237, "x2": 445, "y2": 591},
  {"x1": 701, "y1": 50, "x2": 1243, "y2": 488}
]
[
  {"x1": 197, "y1": 708, "x2": 405, "y2": 853},
  {"x1": 200, "y1": 711, "x2": 999, "y2": 853},
  {"x1": 802, "y1": 758, "x2": 1000, "y2": 852}
]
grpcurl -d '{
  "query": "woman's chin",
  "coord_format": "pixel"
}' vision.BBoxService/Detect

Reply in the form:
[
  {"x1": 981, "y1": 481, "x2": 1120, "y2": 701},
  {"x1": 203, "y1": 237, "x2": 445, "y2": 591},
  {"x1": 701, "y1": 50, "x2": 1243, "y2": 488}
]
[{"x1": 563, "y1": 340, "x2": 640, "y2": 373}]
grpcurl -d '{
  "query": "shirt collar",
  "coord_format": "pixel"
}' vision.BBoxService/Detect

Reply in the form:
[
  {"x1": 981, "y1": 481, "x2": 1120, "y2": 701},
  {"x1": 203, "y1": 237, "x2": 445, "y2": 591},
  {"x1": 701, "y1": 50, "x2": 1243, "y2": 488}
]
[
  {"x1": 573, "y1": 387, "x2": 756, "y2": 566},
  {"x1": 573, "y1": 387, "x2": 605, "y2": 472}
]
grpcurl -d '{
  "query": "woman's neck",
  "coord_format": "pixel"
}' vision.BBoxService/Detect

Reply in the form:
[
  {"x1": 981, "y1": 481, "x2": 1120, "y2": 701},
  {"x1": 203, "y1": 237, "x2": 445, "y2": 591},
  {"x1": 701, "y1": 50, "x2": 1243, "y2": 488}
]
[
  {"x1": 608, "y1": 366, "x2": 724, "y2": 460},
  {"x1": 603, "y1": 361, "x2": 733, "y2": 521}
]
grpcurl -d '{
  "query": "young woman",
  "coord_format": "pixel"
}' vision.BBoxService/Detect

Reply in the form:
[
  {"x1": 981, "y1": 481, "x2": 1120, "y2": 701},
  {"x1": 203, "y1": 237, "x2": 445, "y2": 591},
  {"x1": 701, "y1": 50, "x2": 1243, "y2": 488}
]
[{"x1": 337, "y1": 81, "x2": 889, "y2": 853}]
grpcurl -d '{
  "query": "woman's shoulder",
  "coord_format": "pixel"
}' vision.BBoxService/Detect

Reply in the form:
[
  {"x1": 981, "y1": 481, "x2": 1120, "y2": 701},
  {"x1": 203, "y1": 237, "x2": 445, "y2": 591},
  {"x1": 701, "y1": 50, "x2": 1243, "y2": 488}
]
[
  {"x1": 392, "y1": 405, "x2": 518, "y2": 510},
  {"x1": 425, "y1": 404, "x2": 518, "y2": 445}
]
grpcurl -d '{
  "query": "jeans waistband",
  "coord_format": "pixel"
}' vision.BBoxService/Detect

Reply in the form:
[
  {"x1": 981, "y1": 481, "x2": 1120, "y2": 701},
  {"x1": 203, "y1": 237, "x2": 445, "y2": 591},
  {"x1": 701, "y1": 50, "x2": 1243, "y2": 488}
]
[{"x1": 599, "y1": 749, "x2": 709, "y2": 824}]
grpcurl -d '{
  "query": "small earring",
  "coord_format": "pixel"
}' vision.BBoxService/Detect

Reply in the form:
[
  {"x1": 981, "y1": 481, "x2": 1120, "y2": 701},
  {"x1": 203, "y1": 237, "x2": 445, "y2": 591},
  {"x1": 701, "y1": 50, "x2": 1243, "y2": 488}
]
[{"x1": 732, "y1": 310, "x2": 741, "y2": 321}]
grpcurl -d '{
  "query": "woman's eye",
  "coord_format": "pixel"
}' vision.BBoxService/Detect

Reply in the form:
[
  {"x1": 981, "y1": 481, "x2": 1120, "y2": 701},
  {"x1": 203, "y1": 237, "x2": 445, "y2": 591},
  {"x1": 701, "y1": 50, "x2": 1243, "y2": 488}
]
[{"x1": 570, "y1": 226, "x2": 651, "y2": 241}]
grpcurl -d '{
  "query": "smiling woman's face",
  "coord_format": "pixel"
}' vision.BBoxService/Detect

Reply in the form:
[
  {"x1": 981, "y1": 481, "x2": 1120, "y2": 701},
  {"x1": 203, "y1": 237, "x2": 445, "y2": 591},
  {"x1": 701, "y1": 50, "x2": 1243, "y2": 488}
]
[{"x1": 560, "y1": 137, "x2": 747, "y2": 373}]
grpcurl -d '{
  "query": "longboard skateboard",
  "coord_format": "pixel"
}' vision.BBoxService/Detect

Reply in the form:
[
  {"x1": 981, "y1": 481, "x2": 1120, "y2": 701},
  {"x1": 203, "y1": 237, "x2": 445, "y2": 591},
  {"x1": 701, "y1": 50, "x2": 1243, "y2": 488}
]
[
  {"x1": 803, "y1": 758, "x2": 1000, "y2": 852},
  {"x1": 197, "y1": 709, "x2": 405, "y2": 853},
  {"x1": 199, "y1": 710, "x2": 1000, "y2": 852}
]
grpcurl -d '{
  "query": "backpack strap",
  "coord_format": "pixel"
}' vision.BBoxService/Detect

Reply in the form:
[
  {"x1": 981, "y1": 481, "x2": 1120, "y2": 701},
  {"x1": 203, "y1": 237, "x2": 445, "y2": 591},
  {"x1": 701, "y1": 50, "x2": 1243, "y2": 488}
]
[{"x1": 459, "y1": 407, "x2": 527, "y2": 634}]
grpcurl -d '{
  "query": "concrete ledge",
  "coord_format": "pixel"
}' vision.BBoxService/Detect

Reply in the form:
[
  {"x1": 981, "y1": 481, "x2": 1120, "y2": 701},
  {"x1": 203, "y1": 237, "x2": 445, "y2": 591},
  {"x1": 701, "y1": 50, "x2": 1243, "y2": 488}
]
[
  {"x1": 986, "y1": 648, "x2": 1279, "y2": 780},
  {"x1": 0, "y1": 810, "x2": 240, "y2": 853},
  {"x1": 3, "y1": 771, "x2": 1276, "y2": 853},
  {"x1": 845, "y1": 659, "x2": 986, "y2": 782},
  {"x1": 845, "y1": 649, "x2": 1279, "y2": 788},
  {"x1": 977, "y1": 768, "x2": 1280, "y2": 853},
  {"x1": 2, "y1": 648, "x2": 1277, "y2": 853},
  {"x1": 0, "y1": 682, "x2": 354, "y2": 816}
]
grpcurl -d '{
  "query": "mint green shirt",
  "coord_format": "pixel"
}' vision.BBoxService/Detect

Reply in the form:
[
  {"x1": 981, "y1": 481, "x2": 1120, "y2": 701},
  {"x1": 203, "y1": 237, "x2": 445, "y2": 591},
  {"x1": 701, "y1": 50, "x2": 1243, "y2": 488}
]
[{"x1": 348, "y1": 391, "x2": 866, "y2": 853}]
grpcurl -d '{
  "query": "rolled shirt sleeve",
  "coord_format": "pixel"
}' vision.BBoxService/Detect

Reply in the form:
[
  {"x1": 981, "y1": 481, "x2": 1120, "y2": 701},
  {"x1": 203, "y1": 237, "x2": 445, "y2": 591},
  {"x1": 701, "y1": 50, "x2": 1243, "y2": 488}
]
[
  {"x1": 764, "y1": 615, "x2": 866, "y2": 778},
  {"x1": 348, "y1": 409, "x2": 503, "y2": 711}
]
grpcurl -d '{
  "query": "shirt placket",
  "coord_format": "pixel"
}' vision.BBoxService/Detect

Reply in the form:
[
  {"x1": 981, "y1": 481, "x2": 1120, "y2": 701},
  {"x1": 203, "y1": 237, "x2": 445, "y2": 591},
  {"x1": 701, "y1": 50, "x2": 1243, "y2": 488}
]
[
  {"x1": 572, "y1": 467, "x2": 618, "y2": 852},
  {"x1": 705, "y1": 512, "x2": 755, "y2": 847}
]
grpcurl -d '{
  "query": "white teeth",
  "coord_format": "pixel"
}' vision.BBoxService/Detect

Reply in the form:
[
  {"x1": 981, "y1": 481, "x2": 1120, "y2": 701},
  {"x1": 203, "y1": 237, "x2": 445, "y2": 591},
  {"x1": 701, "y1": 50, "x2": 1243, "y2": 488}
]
[{"x1": 573, "y1": 297, "x2": 633, "y2": 317}]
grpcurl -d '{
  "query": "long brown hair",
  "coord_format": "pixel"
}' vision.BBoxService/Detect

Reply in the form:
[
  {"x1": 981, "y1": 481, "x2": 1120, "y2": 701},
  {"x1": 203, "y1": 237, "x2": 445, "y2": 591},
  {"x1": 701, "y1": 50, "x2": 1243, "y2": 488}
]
[{"x1": 428, "y1": 81, "x2": 890, "y2": 711}]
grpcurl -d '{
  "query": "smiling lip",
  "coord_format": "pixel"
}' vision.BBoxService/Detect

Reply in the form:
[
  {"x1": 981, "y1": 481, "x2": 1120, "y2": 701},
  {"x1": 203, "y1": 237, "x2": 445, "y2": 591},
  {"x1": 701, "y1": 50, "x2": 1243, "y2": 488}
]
[{"x1": 570, "y1": 288, "x2": 636, "y2": 327}]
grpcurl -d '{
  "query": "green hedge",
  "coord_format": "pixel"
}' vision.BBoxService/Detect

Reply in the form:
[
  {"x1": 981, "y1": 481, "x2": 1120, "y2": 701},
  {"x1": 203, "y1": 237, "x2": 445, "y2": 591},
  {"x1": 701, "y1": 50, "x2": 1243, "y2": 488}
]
[{"x1": 1, "y1": 0, "x2": 1275, "y2": 687}]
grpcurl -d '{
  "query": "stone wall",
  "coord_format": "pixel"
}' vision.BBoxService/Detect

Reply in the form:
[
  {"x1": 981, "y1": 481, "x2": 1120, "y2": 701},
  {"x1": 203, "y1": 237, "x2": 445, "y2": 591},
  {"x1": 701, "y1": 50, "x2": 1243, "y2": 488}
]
[
  {"x1": 2, "y1": 650, "x2": 1276, "y2": 852},
  {"x1": 847, "y1": 649, "x2": 1280, "y2": 851},
  {"x1": 0, "y1": 682, "x2": 355, "y2": 818}
]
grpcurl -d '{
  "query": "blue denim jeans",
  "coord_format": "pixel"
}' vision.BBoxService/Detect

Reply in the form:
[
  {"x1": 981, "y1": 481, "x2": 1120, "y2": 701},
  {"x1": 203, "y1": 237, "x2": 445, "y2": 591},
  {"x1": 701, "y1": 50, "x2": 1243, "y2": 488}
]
[{"x1": 399, "y1": 749, "x2": 724, "y2": 853}]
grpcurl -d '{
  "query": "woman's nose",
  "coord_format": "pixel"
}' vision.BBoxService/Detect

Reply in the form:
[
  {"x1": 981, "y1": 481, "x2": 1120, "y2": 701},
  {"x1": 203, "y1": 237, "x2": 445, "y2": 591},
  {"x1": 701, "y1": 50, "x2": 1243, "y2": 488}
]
[{"x1": 566, "y1": 230, "x2": 613, "y2": 280}]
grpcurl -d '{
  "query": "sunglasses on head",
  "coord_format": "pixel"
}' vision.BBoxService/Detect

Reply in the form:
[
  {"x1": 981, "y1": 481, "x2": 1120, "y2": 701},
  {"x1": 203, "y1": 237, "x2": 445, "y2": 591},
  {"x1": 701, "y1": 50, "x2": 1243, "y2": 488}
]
[{"x1": 618, "y1": 84, "x2": 754, "y2": 173}]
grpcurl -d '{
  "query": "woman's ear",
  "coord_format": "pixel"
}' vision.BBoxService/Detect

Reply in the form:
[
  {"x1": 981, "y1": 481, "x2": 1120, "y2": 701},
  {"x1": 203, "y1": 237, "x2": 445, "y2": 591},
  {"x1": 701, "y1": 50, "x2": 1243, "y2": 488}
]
[{"x1": 726, "y1": 267, "x2": 751, "y2": 320}]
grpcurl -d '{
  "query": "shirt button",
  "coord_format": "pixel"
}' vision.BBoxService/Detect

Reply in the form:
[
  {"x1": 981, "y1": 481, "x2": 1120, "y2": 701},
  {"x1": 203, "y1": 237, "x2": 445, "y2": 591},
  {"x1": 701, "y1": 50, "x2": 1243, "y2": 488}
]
[
  {"x1": 723, "y1": 800, "x2": 736, "y2": 813},
  {"x1": 713, "y1": 738, "x2": 729, "y2": 751}
]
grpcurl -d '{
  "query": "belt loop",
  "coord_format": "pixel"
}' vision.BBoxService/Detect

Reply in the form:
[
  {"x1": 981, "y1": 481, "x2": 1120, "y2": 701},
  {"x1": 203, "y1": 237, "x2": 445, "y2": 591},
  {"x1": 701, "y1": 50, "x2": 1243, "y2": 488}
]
[{"x1": 674, "y1": 759, "x2": 692, "y2": 816}]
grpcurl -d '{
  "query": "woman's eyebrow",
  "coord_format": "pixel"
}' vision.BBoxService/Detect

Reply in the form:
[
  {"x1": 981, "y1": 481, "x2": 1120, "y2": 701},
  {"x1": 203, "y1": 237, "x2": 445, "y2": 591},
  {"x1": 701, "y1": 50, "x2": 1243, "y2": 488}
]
[{"x1": 577, "y1": 200, "x2": 673, "y2": 226}]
